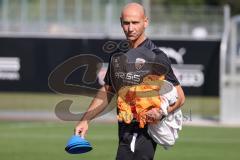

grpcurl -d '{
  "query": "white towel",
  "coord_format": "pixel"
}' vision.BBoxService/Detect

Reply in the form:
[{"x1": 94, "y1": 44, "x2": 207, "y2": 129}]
[{"x1": 148, "y1": 86, "x2": 182, "y2": 149}]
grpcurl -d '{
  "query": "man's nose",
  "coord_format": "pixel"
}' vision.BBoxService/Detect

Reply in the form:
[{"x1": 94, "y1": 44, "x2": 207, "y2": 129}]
[{"x1": 128, "y1": 23, "x2": 133, "y2": 31}]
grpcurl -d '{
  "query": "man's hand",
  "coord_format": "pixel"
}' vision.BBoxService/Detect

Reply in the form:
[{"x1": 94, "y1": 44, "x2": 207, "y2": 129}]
[
  {"x1": 146, "y1": 108, "x2": 163, "y2": 123},
  {"x1": 74, "y1": 120, "x2": 89, "y2": 138},
  {"x1": 73, "y1": 85, "x2": 113, "y2": 138}
]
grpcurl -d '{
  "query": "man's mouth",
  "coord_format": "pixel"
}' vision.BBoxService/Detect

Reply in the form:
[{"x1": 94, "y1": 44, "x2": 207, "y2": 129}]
[{"x1": 128, "y1": 34, "x2": 135, "y2": 37}]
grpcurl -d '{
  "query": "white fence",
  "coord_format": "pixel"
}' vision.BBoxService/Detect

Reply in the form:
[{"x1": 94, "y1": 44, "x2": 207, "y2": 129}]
[
  {"x1": 0, "y1": 0, "x2": 226, "y2": 39},
  {"x1": 220, "y1": 14, "x2": 240, "y2": 124}
]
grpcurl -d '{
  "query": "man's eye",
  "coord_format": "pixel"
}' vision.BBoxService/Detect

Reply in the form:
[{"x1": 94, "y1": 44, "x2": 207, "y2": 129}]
[
  {"x1": 132, "y1": 22, "x2": 139, "y2": 24},
  {"x1": 123, "y1": 21, "x2": 130, "y2": 25}
]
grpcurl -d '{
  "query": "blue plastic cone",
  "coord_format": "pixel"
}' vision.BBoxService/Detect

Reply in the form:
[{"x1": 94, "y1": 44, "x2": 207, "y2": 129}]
[{"x1": 65, "y1": 135, "x2": 92, "y2": 154}]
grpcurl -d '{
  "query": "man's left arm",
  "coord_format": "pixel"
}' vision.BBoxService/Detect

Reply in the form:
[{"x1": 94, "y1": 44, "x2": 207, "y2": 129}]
[
  {"x1": 167, "y1": 85, "x2": 185, "y2": 114},
  {"x1": 146, "y1": 84, "x2": 185, "y2": 121}
]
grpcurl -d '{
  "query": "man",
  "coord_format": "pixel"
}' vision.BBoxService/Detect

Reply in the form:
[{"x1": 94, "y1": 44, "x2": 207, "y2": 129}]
[{"x1": 75, "y1": 2, "x2": 185, "y2": 160}]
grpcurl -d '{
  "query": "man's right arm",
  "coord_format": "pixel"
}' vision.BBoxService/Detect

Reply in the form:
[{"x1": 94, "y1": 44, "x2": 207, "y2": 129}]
[{"x1": 74, "y1": 85, "x2": 113, "y2": 137}]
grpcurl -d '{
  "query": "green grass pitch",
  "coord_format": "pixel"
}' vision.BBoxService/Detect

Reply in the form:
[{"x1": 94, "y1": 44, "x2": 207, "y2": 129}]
[
  {"x1": 0, "y1": 92, "x2": 219, "y2": 117},
  {"x1": 0, "y1": 122, "x2": 240, "y2": 160}
]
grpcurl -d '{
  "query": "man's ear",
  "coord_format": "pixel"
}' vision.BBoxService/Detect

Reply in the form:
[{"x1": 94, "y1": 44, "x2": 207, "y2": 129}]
[
  {"x1": 144, "y1": 17, "x2": 149, "y2": 28},
  {"x1": 120, "y1": 17, "x2": 123, "y2": 26}
]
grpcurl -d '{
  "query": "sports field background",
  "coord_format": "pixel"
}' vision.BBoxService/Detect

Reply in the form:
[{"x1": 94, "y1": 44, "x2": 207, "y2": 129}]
[
  {"x1": 0, "y1": 92, "x2": 219, "y2": 117},
  {"x1": 0, "y1": 122, "x2": 240, "y2": 160},
  {"x1": 0, "y1": 0, "x2": 239, "y2": 159},
  {"x1": 1, "y1": 92, "x2": 239, "y2": 160}
]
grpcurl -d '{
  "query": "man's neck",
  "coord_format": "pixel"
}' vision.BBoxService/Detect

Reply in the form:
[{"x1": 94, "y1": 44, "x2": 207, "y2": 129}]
[{"x1": 131, "y1": 35, "x2": 146, "y2": 48}]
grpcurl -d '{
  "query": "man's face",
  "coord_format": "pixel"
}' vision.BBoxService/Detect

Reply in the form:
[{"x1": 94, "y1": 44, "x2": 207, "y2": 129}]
[{"x1": 120, "y1": 10, "x2": 148, "y2": 42}]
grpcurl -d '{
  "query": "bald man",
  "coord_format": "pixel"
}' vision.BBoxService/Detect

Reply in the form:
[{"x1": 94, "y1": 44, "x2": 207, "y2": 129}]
[
  {"x1": 75, "y1": 2, "x2": 185, "y2": 160},
  {"x1": 120, "y1": 3, "x2": 148, "y2": 48}
]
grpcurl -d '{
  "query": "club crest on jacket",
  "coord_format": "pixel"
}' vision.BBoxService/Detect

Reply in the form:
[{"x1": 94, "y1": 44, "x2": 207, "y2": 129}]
[{"x1": 135, "y1": 58, "x2": 145, "y2": 70}]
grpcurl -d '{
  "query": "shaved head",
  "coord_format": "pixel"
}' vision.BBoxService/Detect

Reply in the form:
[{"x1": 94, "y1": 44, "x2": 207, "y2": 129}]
[{"x1": 121, "y1": 3, "x2": 146, "y2": 18}]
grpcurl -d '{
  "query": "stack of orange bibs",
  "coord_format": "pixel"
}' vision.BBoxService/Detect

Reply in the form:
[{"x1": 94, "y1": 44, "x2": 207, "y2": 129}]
[{"x1": 117, "y1": 75, "x2": 165, "y2": 128}]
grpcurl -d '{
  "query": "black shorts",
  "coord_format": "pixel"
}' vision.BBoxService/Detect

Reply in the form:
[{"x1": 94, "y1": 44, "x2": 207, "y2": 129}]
[{"x1": 116, "y1": 122, "x2": 157, "y2": 160}]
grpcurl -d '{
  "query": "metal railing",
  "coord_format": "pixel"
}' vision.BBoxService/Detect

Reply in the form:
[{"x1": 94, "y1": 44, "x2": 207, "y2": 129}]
[
  {"x1": 220, "y1": 8, "x2": 240, "y2": 124},
  {"x1": 0, "y1": 0, "x2": 226, "y2": 39}
]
